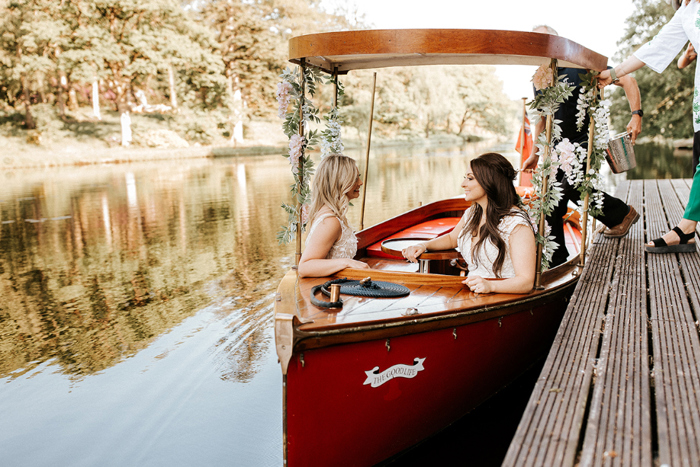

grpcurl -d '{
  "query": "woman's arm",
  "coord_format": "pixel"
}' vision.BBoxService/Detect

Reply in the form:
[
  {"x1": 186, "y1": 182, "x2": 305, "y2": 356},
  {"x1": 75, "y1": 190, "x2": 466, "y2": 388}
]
[
  {"x1": 463, "y1": 224, "x2": 536, "y2": 294},
  {"x1": 601, "y1": 8, "x2": 687, "y2": 88},
  {"x1": 598, "y1": 56, "x2": 646, "y2": 87},
  {"x1": 402, "y1": 216, "x2": 464, "y2": 262},
  {"x1": 298, "y1": 217, "x2": 369, "y2": 278}
]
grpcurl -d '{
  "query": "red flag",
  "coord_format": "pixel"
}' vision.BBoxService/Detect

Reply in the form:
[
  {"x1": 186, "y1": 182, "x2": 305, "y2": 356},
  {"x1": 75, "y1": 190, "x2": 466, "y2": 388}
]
[{"x1": 516, "y1": 114, "x2": 534, "y2": 187}]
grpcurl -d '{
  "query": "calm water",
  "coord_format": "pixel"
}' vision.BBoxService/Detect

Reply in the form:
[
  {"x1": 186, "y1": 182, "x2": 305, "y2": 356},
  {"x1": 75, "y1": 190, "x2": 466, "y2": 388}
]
[{"x1": 0, "y1": 140, "x2": 686, "y2": 466}]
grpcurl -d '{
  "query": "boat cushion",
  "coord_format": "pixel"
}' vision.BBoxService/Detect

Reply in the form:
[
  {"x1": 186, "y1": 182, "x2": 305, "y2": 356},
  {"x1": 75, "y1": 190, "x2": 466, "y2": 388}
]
[{"x1": 366, "y1": 217, "x2": 462, "y2": 258}]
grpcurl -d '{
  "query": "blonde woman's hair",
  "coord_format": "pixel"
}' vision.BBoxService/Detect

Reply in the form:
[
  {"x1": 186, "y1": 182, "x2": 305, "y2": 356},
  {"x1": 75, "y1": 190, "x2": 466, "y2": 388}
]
[{"x1": 307, "y1": 154, "x2": 360, "y2": 228}]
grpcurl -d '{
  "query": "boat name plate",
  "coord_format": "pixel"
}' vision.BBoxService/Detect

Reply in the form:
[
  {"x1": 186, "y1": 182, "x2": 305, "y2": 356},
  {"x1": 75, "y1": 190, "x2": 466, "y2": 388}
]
[{"x1": 363, "y1": 358, "x2": 426, "y2": 388}]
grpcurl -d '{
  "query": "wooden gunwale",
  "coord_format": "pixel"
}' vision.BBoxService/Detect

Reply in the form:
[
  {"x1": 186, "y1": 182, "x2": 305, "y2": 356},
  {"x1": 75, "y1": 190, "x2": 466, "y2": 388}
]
[
  {"x1": 283, "y1": 253, "x2": 581, "y2": 349},
  {"x1": 291, "y1": 276, "x2": 577, "y2": 353},
  {"x1": 288, "y1": 29, "x2": 608, "y2": 73}
]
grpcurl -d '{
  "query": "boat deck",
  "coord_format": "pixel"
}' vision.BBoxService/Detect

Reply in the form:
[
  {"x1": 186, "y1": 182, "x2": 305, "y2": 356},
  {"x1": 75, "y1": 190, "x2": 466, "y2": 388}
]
[{"x1": 504, "y1": 179, "x2": 700, "y2": 466}]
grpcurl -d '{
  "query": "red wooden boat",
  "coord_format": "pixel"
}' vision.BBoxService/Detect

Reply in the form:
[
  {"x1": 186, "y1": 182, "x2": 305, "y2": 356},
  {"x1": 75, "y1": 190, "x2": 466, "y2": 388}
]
[{"x1": 275, "y1": 29, "x2": 607, "y2": 466}]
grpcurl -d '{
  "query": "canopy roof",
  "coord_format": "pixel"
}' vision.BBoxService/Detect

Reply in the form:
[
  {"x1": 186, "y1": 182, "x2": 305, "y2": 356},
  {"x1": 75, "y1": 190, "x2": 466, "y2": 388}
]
[{"x1": 289, "y1": 29, "x2": 607, "y2": 73}]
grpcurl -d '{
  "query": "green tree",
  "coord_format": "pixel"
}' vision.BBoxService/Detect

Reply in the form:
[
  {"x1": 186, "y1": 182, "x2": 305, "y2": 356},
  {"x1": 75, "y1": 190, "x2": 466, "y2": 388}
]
[
  {"x1": 612, "y1": 0, "x2": 693, "y2": 139},
  {"x1": 199, "y1": 0, "x2": 282, "y2": 120},
  {"x1": 0, "y1": 0, "x2": 64, "y2": 128}
]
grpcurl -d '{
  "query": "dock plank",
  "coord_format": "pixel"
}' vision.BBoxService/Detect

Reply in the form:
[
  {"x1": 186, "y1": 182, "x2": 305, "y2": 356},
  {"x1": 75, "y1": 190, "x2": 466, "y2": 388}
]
[
  {"x1": 647, "y1": 179, "x2": 700, "y2": 466},
  {"x1": 506, "y1": 178, "x2": 700, "y2": 466},
  {"x1": 503, "y1": 210, "x2": 616, "y2": 466},
  {"x1": 578, "y1": 179, "x2": 652, "y2": 466}
]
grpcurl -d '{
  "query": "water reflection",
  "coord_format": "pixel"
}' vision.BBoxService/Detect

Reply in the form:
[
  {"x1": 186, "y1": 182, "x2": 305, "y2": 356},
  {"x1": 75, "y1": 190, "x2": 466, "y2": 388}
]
[
  {"x1": 627, "y1": 141, "x2": 694, "y2": 180},
  {"x1": 0, "y1": 160, "x2": 292, "y2": 381}
]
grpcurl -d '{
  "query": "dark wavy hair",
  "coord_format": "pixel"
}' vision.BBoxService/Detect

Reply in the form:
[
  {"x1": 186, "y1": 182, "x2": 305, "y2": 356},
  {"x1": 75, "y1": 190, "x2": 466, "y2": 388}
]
[{"x1": 459, "y1": 152, "x2": 530, "y2": 277}]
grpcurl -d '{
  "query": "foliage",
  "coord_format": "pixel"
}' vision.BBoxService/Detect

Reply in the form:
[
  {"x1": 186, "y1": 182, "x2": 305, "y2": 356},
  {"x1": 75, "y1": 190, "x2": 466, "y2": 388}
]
[
  {"x1": 613, "y1": 0, "x2": 694, "y2": 139},
  {"x1": 276, "y1": 65, "x2": 323, "y2": 244},
  {"x1": 0, "y1": 0, "x2": 519, "y2": 149},
  {"x1": 342, "y1": 66, "x2": 515, "y2": 141},
  {"x1": 527, "y1": 65, "x2": 574, "y2": 270},
  {"x1": 198, "y1": 0, "x2": 283, "y2": 118}
]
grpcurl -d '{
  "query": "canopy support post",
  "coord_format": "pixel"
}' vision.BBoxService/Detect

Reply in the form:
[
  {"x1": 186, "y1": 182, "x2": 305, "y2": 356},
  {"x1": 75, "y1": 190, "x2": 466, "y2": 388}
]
[
  {"x1": 534, "y1": 59, "x2": 557, "y2": 289},
  {"x1": 579, "y1": 85, "x2": 601, "y2": 267},
  {"x1": 359, "y1": 72, "x2": 377, "y2": 231},
  {"x1": 295, "y1": 59, "x2": 306, "y2": 267},
  {"x1": 332, "y1": 66, "x2": 338, "y2": 108},
  {"x1": 519, "y1": 97, "x2": 526, "y2": 184},
  {"x1": 534, "y1": 113, "x2": 553, "y2": 289}
]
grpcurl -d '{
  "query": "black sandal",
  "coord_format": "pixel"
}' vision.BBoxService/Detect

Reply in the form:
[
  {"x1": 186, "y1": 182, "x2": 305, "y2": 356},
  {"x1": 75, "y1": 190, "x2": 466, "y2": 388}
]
[{"x1": 645, "y1": 226, "x2": 696, "y2": 253}]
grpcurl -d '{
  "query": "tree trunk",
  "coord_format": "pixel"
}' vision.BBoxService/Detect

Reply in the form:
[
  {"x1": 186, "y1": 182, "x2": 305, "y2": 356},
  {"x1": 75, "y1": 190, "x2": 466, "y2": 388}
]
[
  {"x1": 458, "y1": 109, "x2": 470, "y2": 135},
  {"x1": 20, "y1": 75, "x2": 36, "y2": 130},
  {"x1": 57, "y1": 72, "x2": 68, "y2": 119},
  {"x1": 92, "y1": 79, "x2": 101, "y2": 120},
  {"x1": 68, "y1": 87, "x2": 79, "y2": 111},
  {"x1": 168, "y1": 65, "x2": 178, "y2": 109},
  {"x1": 229, "y1": 74, "x2": 244, "y2": 146},
  {"x1": 117, "y1": 86, "x2": 131, "y2": 146},
  {"x1": 120, "y1": 111, "x2": 132, "y2": 146}
]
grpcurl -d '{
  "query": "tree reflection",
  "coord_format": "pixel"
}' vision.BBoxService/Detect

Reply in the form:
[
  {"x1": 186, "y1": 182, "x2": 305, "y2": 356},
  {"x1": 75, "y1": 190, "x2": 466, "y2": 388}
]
[
  {"x1": 626, "y1": 141, "x2": 693, "y2": 180},
  {"x1": 0, "y1": 159, "x2": 292, "y2": 380}
]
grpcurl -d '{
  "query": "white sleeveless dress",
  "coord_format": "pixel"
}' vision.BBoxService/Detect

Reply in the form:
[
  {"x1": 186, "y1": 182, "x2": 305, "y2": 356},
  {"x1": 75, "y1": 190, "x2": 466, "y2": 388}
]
[
  {"x1": 305, "y1": 213, "x2": 358, "y2": 259},
  {"x1": 456, "y1": 206, "x2": 531, "y2": 278}
]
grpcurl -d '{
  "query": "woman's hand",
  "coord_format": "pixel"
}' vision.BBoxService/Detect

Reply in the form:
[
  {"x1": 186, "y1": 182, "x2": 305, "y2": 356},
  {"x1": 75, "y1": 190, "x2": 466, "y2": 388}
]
[
  {"x1": 463, "y1": 275, "x2": 493, "y2": 294},
  {"x1": 344, "y1": 258, "x2": 370, "y2": 269},
  {"x1": 402, "y1": 243, "x2": 427, "y2": 263}
]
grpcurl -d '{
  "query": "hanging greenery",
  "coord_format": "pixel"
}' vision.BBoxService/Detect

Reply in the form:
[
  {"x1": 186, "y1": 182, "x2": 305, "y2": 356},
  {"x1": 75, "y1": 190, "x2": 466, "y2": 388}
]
[
  {"x1": 568, "y1": 69, "x2": 611, "y2": 218},
  {"x1": 527, "y1": 65, "x2": 612, "y2": 270},
  {"x1": 526, "y1": 63, "x2": 574, "y2": 270},
  {"x1": 276, "y1": 66, "x2": 321, "y2": 244},
  {"x1": 275, "y1": 66, "x2": 347, "y2": 244},
  {"x1": 320, "y1": 75, "x2": 345, "y2": 157}
]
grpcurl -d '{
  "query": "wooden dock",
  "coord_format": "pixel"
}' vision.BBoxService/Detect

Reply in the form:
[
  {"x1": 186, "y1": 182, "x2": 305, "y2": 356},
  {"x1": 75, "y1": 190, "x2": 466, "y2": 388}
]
[{"x1": 504, "y1": 179, "x2": 700, "y2": 467}]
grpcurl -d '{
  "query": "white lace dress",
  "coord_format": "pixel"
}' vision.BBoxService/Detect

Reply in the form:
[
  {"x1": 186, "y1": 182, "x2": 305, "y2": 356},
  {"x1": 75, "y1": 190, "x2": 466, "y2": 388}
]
[
  {"x1": 456, "y1": 206, "x2": 531, "y2": 278},
  {"x1": 305, "y1": 213, "x2": 358, "y2": 259}
]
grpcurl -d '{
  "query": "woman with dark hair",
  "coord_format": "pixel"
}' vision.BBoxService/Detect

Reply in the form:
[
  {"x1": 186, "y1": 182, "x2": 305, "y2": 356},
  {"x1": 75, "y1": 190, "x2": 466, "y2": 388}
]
[{"x1": 402, "y1": 152, "x2": 536, "y2": 294}]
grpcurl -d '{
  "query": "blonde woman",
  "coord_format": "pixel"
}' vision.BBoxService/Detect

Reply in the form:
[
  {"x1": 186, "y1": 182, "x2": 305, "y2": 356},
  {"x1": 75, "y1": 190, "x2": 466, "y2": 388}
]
[
  {"x1": 598, "y1": 0, "x2": 698, "y2": 253},
  {"x1": 298, "y1": 154, "x2": 370, "y2": 277}
]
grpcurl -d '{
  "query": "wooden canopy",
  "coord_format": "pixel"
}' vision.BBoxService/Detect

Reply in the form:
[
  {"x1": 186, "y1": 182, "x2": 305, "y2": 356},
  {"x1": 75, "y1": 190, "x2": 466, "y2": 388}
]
[{"x1": 289, "y1": 29, "x2": 607, "y2": 73}]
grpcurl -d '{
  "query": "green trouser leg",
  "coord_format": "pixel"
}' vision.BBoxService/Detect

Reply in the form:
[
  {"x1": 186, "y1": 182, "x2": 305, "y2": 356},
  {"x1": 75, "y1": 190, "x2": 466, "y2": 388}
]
[{"x1": 684, "y1": 160, "x2": 700, "y2": 221}]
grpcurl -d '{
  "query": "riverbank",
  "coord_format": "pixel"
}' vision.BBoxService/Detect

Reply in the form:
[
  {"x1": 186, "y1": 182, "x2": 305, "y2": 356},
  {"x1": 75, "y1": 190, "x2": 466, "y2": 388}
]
[{"x1": 1, "y1": 122, "x2": 485, "y2": 170}]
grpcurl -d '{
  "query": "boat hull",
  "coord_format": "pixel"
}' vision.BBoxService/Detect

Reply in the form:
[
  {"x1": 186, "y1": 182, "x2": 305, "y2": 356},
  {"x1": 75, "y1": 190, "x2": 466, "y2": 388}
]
[{"x1": 285, "y1": 284, "x2": 572, "y2": 466}]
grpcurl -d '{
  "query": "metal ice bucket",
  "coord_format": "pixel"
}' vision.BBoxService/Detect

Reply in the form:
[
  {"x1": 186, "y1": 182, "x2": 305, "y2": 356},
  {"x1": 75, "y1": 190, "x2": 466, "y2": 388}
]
[{"x1": 605, "y1": 132, "x2": 636, "y2": 173}]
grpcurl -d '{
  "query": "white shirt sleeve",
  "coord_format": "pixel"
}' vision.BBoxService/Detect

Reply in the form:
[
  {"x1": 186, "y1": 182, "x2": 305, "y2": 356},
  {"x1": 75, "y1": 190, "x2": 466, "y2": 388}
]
[{"x1": 633, "y1": 7, "x2": 689, "y2": 73}]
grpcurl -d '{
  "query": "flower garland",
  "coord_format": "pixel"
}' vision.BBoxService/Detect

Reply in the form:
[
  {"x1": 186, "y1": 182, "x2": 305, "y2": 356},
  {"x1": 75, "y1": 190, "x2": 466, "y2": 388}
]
[
  {"x1": 527, "y1": 63, "x2": 574, "y2": 270},
  {"x1": 567, "y1": 70, "x2": 611, "y2": 217},
  {"x1": 527, "y1": 66, "x2": 612, "y2": 268},
  {"x1": 320, "y1": 75, "x2": 345, "y2": 157},
  {"x1": 275, "y1": 66, "x2": 347, "y2": 244},
  {"x1": 276, "y1": 66, "x2": 321, "y2": 244}
]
